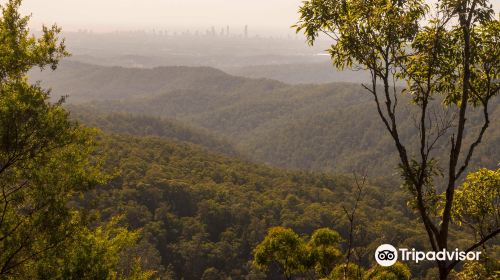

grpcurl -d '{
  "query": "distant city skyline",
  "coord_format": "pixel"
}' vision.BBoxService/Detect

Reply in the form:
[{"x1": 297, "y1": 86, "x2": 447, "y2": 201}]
[
  {"x1": 18, "y1": 0, "x2": 304, "y2": 35},
  {"x1": 69, "y1": 26, "x2": 302, "y2": 40},
  {"x1": 14, "y1": 0, "x2": 500, "y2": 35}
]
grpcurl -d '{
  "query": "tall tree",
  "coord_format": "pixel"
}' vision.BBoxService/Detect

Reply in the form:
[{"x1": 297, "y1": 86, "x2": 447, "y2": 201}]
[
  {"x1": 253, "y1": 227, "x2": 308, "y2": 280},
  {"x1": 295, "y1": 0, "x2": 499, "y2": 279},
  {"x1": 0, "y1": 0, "x2": 105, "y2": 276},
  {"x1": 307, "y1": 228, "x2": 343, "y2": 278}
]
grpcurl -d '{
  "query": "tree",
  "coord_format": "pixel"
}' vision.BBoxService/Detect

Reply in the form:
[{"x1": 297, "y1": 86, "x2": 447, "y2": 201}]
[
  {"x1": 452, "y1": 168, "x2": 499, "y2": 242},
  {"x1": 364, "y1": 262, "x2": 412, "y2": 280},
  {"x1": 0, "y1": 0, "x2": 105, "y2": 276},
  {"x1": 254, "y1": 227, "x2": 346, "y2": 279},
  {"x1": 307, "y1": 228, "x2": 343, "y2": 278},
  {"x1": 455, "y1": 261, "x2": 499, "y2": 280},
  {"x1": 253, "y1": 227, "x2": 308, "y2": 280},
  {"x1": 35, "y1": 217, "x2": 156, "y2": 280},
  {"x1": 451, "y1": 168, "x2": 500, "y2": 276},
  {"x1": 295, "y1": 1, "x2": 499, "y2": 279},
  {"x1": 329, "y1": 263, "x2": 365, "y2": 280}
]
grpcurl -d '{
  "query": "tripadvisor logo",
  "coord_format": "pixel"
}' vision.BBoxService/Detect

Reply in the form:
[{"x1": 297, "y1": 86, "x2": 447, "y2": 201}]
[
  {"x1": 374, "y1": 244, "x2": 481, "y2": 267},
  {"x1": 375, "y1": 244, "x2": 398, "y2": 267}
]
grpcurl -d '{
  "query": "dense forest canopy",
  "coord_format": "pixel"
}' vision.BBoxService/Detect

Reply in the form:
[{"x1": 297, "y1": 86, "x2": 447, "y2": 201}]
[
  {"x1": 79, "y1": 133, "x2": 433, "y2": 279},
  {"x1": 30, "y1": 62, "x2": 499, "y2": 178},
  {"x1": 1, "y1": 0, "x2": 498, "y2": 279}
]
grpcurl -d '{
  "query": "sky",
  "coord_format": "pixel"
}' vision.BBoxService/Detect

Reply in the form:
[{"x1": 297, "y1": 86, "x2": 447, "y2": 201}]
[
  {"x1": 18, "y1": 0, "x2": 304, "y2": 35},
  {"x1": 11, "y1": 0, "x2": 500, "y2": 34}
]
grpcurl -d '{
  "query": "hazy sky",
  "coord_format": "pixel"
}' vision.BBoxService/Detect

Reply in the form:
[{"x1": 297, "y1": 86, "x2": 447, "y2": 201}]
[
  {"x1": 13, "y1": 0, "x2": 500, "y2": 34},
  {"x1": 19, "y1": 0, "x2": 304, "y2": 34}
]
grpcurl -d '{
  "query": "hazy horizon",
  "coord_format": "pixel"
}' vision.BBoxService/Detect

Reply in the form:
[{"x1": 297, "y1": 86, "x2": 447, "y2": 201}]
[
  {"x1": 19, "y1": 0, "x2": 305, "y2": 36},
  {"x1": 18, "y1": 0, "x2": 499, "y2": 36}
]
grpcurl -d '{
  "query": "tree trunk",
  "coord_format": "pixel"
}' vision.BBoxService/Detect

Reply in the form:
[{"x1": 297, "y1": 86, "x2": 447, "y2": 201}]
[{"x1": 438, "y1": 262, "x2": 449, "y2": 280}]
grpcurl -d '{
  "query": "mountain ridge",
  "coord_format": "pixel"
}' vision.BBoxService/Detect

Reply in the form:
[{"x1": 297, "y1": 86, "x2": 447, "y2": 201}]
[{"x1": 32, "y1": 61, "x2": 499, "y2": 177}]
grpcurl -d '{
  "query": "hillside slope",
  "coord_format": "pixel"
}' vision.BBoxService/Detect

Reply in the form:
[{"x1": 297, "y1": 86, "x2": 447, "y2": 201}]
[
  {"x1": 33, "y1": 62, "x2": 500, "y2": 176},
  {"x1": 30, "y1": 61, "x2": 283, "y2": 103},
  {"x1": 223, "y1": 62, "x2": 370, "y2": 84},
  {"x1": 83, "y1": 133, "x2": 447, "y2": 279},
  {"x1": 69, "y1": 106, "x2": 239, "y2": 157}
]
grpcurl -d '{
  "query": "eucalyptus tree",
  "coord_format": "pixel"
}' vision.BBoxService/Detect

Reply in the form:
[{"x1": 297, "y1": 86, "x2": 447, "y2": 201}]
[
  {"x1": 295, "y1": 0, "x2": 499, "y2": 279},
  {"x1": 253, "y1": 227, "x2": 308, "y2": 280},
  {"x1": 0, "y1": 0, "x2": 106, "y2": 276}
]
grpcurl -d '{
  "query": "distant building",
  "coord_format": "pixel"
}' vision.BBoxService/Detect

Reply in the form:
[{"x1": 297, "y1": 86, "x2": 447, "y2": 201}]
[{"x1": 244, "y1": 25, "x2": 248, "y2": 38}]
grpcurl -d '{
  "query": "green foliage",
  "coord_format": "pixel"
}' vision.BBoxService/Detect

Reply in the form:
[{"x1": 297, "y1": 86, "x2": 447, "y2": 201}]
[
  {"x1": 0, "y1": 1, "x2": 153, "y2": 279},
  {"x1": 307, "y1": 228, "x2": 343, "y2": 277},
  {"x1": 328, "y1": 263, "x2": 365, "y2": 280},
  {"x1": 80, "y1": 133, "x2": 429, "y2": 279},
  {"x1": 0, "y1": 0, "x2": 107, "y2": 276},
  {"x1": 253, "y1": 227, "x2": 308, "y2": 279},
  {"x1": 83, "y1": 132, "x2": 495, "y2": 278},
  {"x1": 364, "y1": 262, "x2": 412, "y2": 280},
  {"x1": 253, "y1": 227, "x2": 350, "y2": 279},
  {"x1": 35, "y1": 216, "x2": 156, "y2": 280},
  {"x1": 295, "y1": 0, "x2": 427, "y2": 70},
  {"x1": 468, "y1": 15, "x2": 500, "y2": 106},
  {"x1": 0, "y1": 0, "x2": 68, "y2": 81},
  {"x1": 455, "y1": 261, "x2": 500, "y2": 280},
  {"x1": 452, "y1": 168, "x2": 500, "y2": 240},
  {"x1": 402, "y1": 8, "x2": 500, "y2": 107}
]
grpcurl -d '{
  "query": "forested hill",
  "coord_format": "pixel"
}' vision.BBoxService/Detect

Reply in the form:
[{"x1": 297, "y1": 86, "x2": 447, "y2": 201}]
[
  {"x1": 30, "y1": 60, "x2": 284, "y2": 103},
  {"x1": 85, "y1": 133, "x2": 453, "y2": 279},
  {"x1": 31, "y1": 61, "x2": 499, "y2": 177},
  {"x1": 223, "y1": 62, "x2": 370, "y2": 84},
  {"x1": 69, "y1": 106, "x2": 239, "y2": 157}
]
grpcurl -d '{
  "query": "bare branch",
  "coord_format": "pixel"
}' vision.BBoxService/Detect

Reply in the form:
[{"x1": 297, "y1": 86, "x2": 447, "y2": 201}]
[{"x1": 343, "y1": 172, "x2": 367, "y2": 280}]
